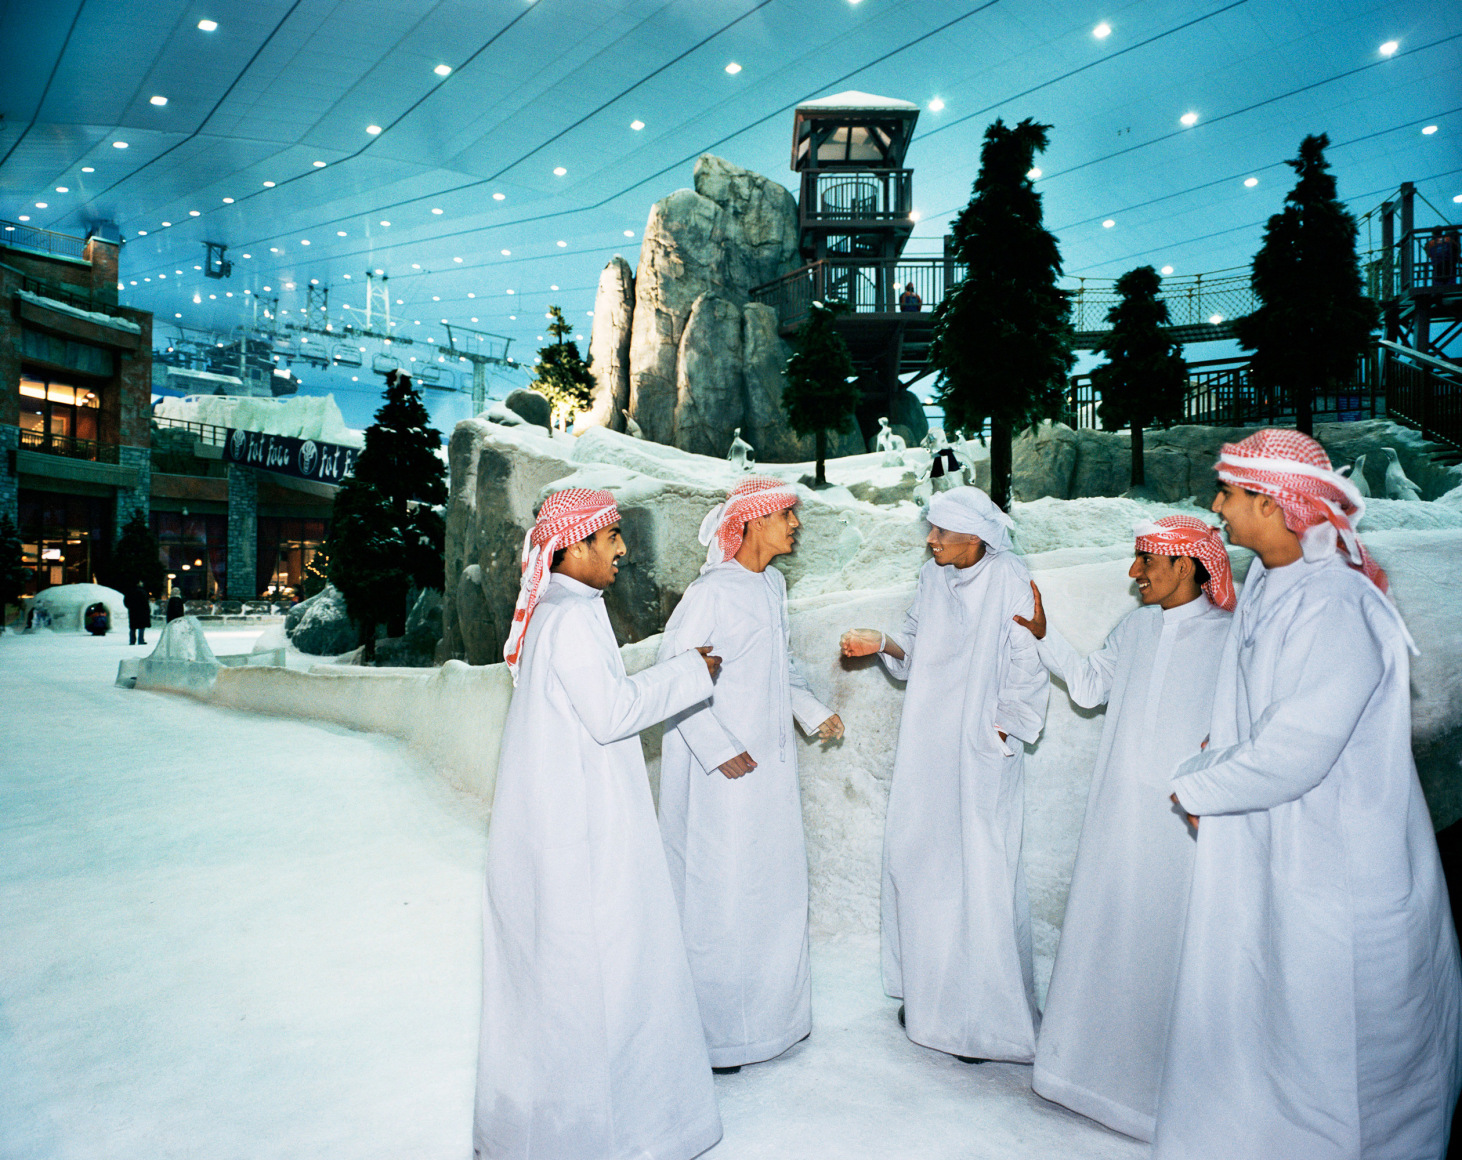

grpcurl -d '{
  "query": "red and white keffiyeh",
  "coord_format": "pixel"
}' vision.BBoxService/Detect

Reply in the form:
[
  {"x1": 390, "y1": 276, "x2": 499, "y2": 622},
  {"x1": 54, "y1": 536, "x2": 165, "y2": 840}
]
[
  {"x1": 1216, "y1": 428, "x2": 1387, "y2": 592},
  {"x1": 1132, "y1": 514, "x2": 1237, "y2": 612},
  {"x1": 698, "y1": 475, "x2": 799, "y2": 571},
  {"x1": 503, "y1": 487, "x2": 621, "y2": 682}
]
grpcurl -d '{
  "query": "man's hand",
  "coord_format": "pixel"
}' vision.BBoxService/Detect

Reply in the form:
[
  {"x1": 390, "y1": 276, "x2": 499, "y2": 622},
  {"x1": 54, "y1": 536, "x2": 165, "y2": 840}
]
[
  {"x1": 1170, "y1": 792, "x2": 1199, "y2": 830},
  {"x1": 718, "y1": 752, "x2": 757, "y2": 779},
  {"x1": 1011, "y1": 581, "x2": 1047, "y2": 640},
  {"x1": 817, "y1": 714, "x2": 844, "y2": 741},
  {"x1": 840, "y1": 629, "x2": 882, "y2": 657},
  {"x1": 696, "y1": 645, "x2": 722, "y2": 679}
]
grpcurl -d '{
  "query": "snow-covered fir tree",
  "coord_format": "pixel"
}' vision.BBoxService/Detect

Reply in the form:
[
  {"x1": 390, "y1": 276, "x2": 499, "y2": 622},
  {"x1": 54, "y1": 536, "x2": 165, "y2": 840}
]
[{"x1": 782, "y1": 301, "x2": 860, "y2": 486}]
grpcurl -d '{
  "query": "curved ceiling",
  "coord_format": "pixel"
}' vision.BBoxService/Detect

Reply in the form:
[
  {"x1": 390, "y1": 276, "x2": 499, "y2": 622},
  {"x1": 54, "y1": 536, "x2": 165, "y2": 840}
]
[{"x1": 2, "y1": 0, "x2": 1459, "y2": 423}]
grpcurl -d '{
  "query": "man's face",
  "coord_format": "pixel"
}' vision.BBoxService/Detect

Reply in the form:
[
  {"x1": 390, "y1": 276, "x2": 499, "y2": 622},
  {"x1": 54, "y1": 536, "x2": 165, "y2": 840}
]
[
  {"x1": 927, "y1": 524, "x2": 986, "y2": 569},
  {"x1": 1210, "y1": 483, "x2": 1268, "y2": 550},
  {"x1": 578, "y1": 524, "x2": 627, "y2": 589},
  {"x1": 1129, "y1": 551, "x2": 1187, "y2": 606},
  {"x1": 746, "y1": 505, "x2": 800, "y2": 560}
]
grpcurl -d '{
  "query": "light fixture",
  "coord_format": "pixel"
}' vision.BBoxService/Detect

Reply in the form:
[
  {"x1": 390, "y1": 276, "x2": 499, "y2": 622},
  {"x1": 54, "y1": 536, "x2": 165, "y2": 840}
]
[
  {"x1": 1422, "y1": 125, "x2": 1438, "y2": 135},
  {"x1": 467, "y1": 292, "x2": 475, "y2": 298},
  {"x1": 431, "y1": 207, "x2": 443, "y2": 214},
  {"x1": 34, "y1": 202, "x2": 47, "y2": 209},
  {"x1": 113, "y1": 141, "x2": 128, "y2": 149},
  {"x1": 1454, "y1": 194, "x2": 1462, "y2": 204},
  {"x1": 337, "y1": 230, "x2": 346, "y2": 236},
  {"x1": 197, "y1": 19, "x2": 217, "y2": 31},
  {"x1": 501, "y1": 249, "x2": 511, "y2": 256},
  {"x1": 137, "y1": 230, "x2": 147, "y2": 236},
  {"x1": 270, "y1": 247, "x2": 280, "y2": 253},
  {"x1": 553, "y1": 166, "x2": 567, "y2": 176},
  {"x1": 432, "y1": 295, "x2": 440, "y2": 301},
  {"x1": 928, "y1": 98, "x2": 944, "y2": 112},
  {"x1": 300, "y1": 239, "x2": 310, "y2": 245},
  {"x1": 506, "y1": 289, "x2": 515, "y2": 295},
  {"x1": 311, "y1": 278, "x2": 319, "y2": 285},
  {"x1": 1180, "y1": 111, "x2": 1199, "y2": 127},
  {"x1": 412, "y1": 263, "x2": 421, "y2": 269},
  {"x1": 379, "y1": 220, "x2": 390, "y2": 227},
  {"x1": 1027, "y1": 167, "x2": 1041, "y2": 179},
  {"x1": 263, "y1": 180, "x2": 275, "y2": 187},
  {"x1": 556, "y1": 240, "x2": 567, "y2": 247},
  {"x1": 150, "y1": 95, "x2": 168, "y2": 106},
  {"x1": 471, "y1": 317, "x2": 478, "y2": 322},
  {"x1": 909, "y1": 210, "x2": 921, "y2": 222},
  {"x1": 492, "y1": 192, "x2": 505, "y2": 201},
  {"x1": 1102, "y1": 219, "x2": 1116, "y2": 228},
  {"x1": 454, "y1": 256, "x2": 463, "y2": 262},
  {"x1": 366, "y1": 124, "x2": 382, "y2": 135},
  {"x1": 434, "y1": 63, "x2": 452, "y2": 76},
  {"x1": 1161, "y1": 265, "x2": 1174, "y2": 275},
  {"x1": 550, "y1": 284, "x2": 559, "y2": 291},
  {"x1": 1209, "y1": 313, "x2": 1224, "y2": 325},
  {"x1": 263, "y1": 285, "x2": 271, "y2": 291},
  {"x1": 1093, "y1": 22, "x2": 1111, "y2": 38},
  {"x1": 724, "y1": 61, "x2": 742, "y2": 74},
  {"x1": 189, "y1": 209, "x2": 200, "y2": 216},
  {"x1": 55, "y1": 185, "x2": 69, "y2": 193},
  {"x1": 630, "y1": 119, "x2": 645, "y2": 130},
  {"x1": 312, "y1": 160, "x2": 326, "y2": 167},
  {"x1": 222, "y1": 196, "x2": 234, "y2": 203},
  {"x1": 1379, "y1": 40, "x2": 1399, "y2": 56},
  {"x1": 623, "y1": 229, "x2": 634, "y2": 237},
  {"x1": 241, "y1": 253, "x2": 250, "y2": 258},
  {"x1": 17, "y1": 215, "x2": 29, "y2": 221},
  {"x1": 81, "y1": 166, "x2": 94, "y2": 173},
  {"x1": 162, "y1": 221, "x2": 171, "y2": 226},
  {"x1": 1244, "y1": 177, "x2": 1259, "y2": 187}
]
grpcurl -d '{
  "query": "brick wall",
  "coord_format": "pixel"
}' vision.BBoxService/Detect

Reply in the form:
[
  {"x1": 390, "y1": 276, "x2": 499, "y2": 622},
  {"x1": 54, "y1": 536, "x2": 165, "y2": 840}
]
[
  {"x1": 114, "y1": 444, "x2": 151, "y2": 539},
  {"x1": 226, "y1": 465, "x2": 258, "y2": 601},
  {"x1": 0, "y1": 424, "x2": 17, "y2": 528}
]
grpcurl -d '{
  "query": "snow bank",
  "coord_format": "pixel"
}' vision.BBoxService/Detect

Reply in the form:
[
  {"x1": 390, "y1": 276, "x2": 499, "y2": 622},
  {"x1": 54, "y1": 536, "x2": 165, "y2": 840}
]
[
  {"x1": 25, "y1": 583, "x2": 126, "y2": 632},
  {"x1": 17, "y1": 290, "x2": 142, "y2": 334},
  {"x1": 153, "y1": 394, "x2": 364, "y2": 448}
]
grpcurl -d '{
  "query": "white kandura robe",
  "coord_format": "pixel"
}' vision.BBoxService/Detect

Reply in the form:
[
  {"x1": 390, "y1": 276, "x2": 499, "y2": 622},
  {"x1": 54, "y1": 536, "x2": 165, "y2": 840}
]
[
  {"x1": 1157, "y1": 554, "x2": 1462, "y2": 1160},
  {"x1": 474, "y1": 573, "x2": 723, "y2": 1160},
  {"x1": 658, "y1": 561, "x2": 832, "y2": 1068},
  {"x1": 878, "y1": 551, "x2": 1050, "y2": 1062},
  {"x1": 1031, "y1": 595, "x2": 1231, "y2": 1142}
]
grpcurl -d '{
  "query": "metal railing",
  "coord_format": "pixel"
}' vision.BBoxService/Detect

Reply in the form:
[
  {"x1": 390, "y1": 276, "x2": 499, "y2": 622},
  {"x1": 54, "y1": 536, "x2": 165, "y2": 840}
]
[
  {"x1": 752, "y1": 257, "x2": 952, "y2": 327},
  {"x1": 0, "y1": 220, "x2": 89, "y2": 260},
  {"x1": 800, "y1": 169, "x2": 914, "y2": 224},
  {"x1": 1382, "y1": 341, "x2": 1462, "y2": 452},
  {"x1": 19, "y1": 428, "x2": 121, "y2": 463},
  {"x1": 18, "y1": 274, "x2": 126, "y2": 318},
  {"x1": 1067, "y1": 268, "x2": 1257, "y2": 333},
  {"x1": 153, "y1": 415, "x2": 231, "y2": 447}
]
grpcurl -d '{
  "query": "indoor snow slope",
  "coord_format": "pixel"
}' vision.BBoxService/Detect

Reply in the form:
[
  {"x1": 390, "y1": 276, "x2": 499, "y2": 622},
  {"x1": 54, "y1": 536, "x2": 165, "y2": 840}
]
[{"x1": 0, "y1": 629, "x2": 1142, "y2": 1160}]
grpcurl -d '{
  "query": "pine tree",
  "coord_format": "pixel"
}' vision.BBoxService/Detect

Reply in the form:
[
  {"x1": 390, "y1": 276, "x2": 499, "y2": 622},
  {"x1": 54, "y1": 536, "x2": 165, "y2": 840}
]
[
  {"x1": 530, "y1": 306, "x2": 596, "y2": 430},
  {"x1": 0, "y1": 515, "x2": 29, "y2": 620},
  {"x1": 928, "y1": 117, "x2": 1075, "y2": 510},
  {"x1": 110, "y1": 511, "x2": 166, "y2": 595},
  {"x1": 300, "y1": 543, "x2": 330, "y2": 599},
  {"x1": 329, "y1": 369, "x2": 448, "y2": 653},
  {"x1": 1235, "y1": 134, "x2": 1379, "y2": 436},
  {"x1": 1093, "y1": 266, "x2": 1188, "y2": 488},
  {"x1": 782, "y1": 301, "x2": 860, "y2": 486}
]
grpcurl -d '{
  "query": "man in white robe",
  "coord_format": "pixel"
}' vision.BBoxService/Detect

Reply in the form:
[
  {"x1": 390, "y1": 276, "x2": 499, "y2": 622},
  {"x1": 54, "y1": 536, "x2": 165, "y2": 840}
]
[
  {"x1": 475, "y1": 488, "x2": 725, "y2": 1160},
  {"x1": 658, "y1": 476, "x2": 843, "y2": 1073},
  {"x1": 1157, "y1": 429, "x2": 1462, "y2": 1160},
  {"x1": 840, "y1": 486, "x2": 1049, "y2": 1063},
  {"x1": 1018, "y1": 515, "x2": 1235, "y2": 1141}
]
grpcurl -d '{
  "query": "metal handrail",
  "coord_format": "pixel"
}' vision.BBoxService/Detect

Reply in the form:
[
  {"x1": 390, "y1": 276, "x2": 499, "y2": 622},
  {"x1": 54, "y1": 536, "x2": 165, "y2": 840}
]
[
  {"x1": 0, "y1": 220, "x2": 89, "y2": 260},
  {"x1": 19, "y1": 428, "x2": 121, "y2": 463},
  {"x1": 18, "y1": 274, "x2": 126, "y2": 318},
  {"x1": 152, "y1": 415, "x2": 231, "y2": 446}
]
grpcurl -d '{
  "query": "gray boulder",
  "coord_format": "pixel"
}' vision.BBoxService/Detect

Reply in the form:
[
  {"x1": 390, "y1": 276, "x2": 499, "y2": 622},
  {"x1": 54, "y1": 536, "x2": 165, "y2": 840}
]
[
  {"x1": 287, "y1": 583, "x2": 358, "y2": 656},
  {"x1": 583, "y1": 256, "x2": 634, "y2": 431},
  {"x1": 742, "y1": 302, "x2": 864, "y2": 462},
  {"x1": 503, "y1": 388, "x2": 552, "y2": 431},
  {"x1": 674, "y1": 294, "x2": 745, "y2": 456}
]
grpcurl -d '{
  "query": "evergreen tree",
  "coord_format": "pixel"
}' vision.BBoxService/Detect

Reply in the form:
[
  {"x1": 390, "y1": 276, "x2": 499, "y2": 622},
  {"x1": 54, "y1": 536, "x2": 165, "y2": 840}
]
[
  {"x1": 329, "y1": 369, "x2": 448, "y2": 653},
  {"x1": 530, "y1": 306, "x2": 595, "y2": 430},
  {"x1": 300, "y1": 543, "x2": 330, "y2": 599},
  {"x1": 110, "y1": 510, "x2": 166, "y2": 595},
  {"x1": 1235, "y1": 133, "x2": 1379, "y2": 436},
  {"x1": 0, "y1": 514, "x2": 29, "y2": 621},
  {"x1": 782, "y1": 301, "x2": 860, "y2": 486},
  {"x1": 928, "y1": 117, "x2": 1075, "y2": 510},
  {"x1": 1093, "y1": 266, "x2": 1188, "y2": 488}
]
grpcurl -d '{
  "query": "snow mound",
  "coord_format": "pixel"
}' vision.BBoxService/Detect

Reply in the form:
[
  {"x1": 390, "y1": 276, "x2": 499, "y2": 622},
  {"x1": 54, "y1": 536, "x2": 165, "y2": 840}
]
[
  {"x1": 153, "y1": 394, "x2": 364, "y2": 448},
  {"x1": 26, "y1": 584, "x2": 126, "y2": 632}
]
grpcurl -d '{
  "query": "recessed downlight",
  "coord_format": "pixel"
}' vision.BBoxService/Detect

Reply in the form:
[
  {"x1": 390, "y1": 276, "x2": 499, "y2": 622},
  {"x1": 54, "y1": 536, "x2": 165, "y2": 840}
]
[
  {"x1": 197, "y1": 19, "x2": 217, "y2": 31},
  {"x1": 630, "y1": 120, "x2": 645, "y2": 131},
  {"x1": 928, "y1": 98, "x2": 944, "y2": 112},
  {"x1": 263, "y1": 180, "x2": 275, "y2": 187},
  {"x1": 1379, "y1": 40, "x2": 1399, "y2": 56},
  {"x1": 150, "y1": 95, "x2": 168, "y2": 107},
  {"x1": 492, "y1": 192, "x2": 505, "y2": 201},
  {"x1": 725, "y1": 62, "x2": 742, "y2": 74},
  {"x1": 113, "y1": 141, "x2": 129, "y2": 149},
  {"x1": 1093, "y1": 22, "x2": 1111, "y2": 38},
  {"x1": 366, "y1": 124, "x2": 382, "y2": 135},
  {"x1": 1102, "y1": 219, "x2": 1116, "y2": 228},
  {"x1": 312, "y1": 160, "x2": 326, "y2": 168},
  {"x1": 1244, "y1": 177, "x2": 1259, "y2": 187},
  {"x1": 434, "y1": 64, "x2": 452, "y2": 76},
  {"x1": 1180, "y1": 111, "x2": 1199, "y2": 127},
  {"x1": 1161, "y1": 265, "x2": 1174, "y2": 275},
  {"x1": 553, "y1": 166, "x2": 567, "y2": 176},
  {"x1": 81, "y1": 166, "x2": 94, "y2": 172}
]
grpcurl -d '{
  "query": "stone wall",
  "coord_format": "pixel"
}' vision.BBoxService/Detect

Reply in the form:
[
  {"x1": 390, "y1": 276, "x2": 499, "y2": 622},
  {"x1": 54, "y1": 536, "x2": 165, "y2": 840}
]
[{"x1": 226, "y1": 465, "x2": 258, "y2": 601}]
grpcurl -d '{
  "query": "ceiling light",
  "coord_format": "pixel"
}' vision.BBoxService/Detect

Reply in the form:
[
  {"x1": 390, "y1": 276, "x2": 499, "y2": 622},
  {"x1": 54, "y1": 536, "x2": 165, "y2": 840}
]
[
  {"x1": 724, "y1": 62, "x2": 742, "y2": 74},
  {"x1": 375, "y1": 268, "x2": 384, "y2": 275},
  {"x1": 501, "y1": 249, "x2": 511, "y2": 256},
  {"x1": 263, "y1": 285, "x2": 271, "y2": 291},
  {"x1": 506, "y1": 289, "x2": 515, "y2": 295},
  {"x1": 909, "y1": 210, "x2": 921, "y2": 222},
  {"x1": 137, "y1": 230, "x2": 147, "y2": 236},
  {"x1": 270, "y1": 247, "x2": 280, "y2": 253},
  {"x1": 454, "y1": 256, "x2": 464, "y2": 262},
  {"x1": 194, "y1": 264, "x2": 202, "y2": 269},
  {"x1": 467, "y1": 292, "x2": 475, "y2": 298},
  {"x1": 553, "y1": 166, "x2": 567, "y2": 176},
  {"x1": 189, "y1": 209, "x2": 200, "y2": 216},
  {"x1": 1161, "y1": 265, "x2": 1174, "y2": 275},
  {"x1": 630, "y1": 120, "x2": 645, "y2": 131},
  {"x1": 162, "y1": 221, "x2": 171, "y2": 226},
  {"x1": 928, "y1": 98, "x2": 944, "y2": 112},
  {"x1": 379, "y1": 220, "x2": 391, "y2": 227},
  {"x1": 1244, "y1": 177, "x2": 1259, "y2": 187},
  {"x1": 150, "y1": 95, "x2": 168, "y2": 106},
  {"x1": 17, "y1": 215, "x2": 28, "y2": 221},
  {"x1": 471, "y1": 317, "x2": 478, "y2": 323},
  {"x1": 1180, "y1": 111, "x2": 1198, "y2": 127},
  {"x1": 193, "y1": 293, "x2": 201, "y2": 303},
  {"x1": 510, "y1": 314, "x2": 516, "y2": 319},
  {"x1": 434, "y1": 64, "x2": 452, "y2": 76},
  {"x1": 431, "y1": 207, "x2": 443, "y2": 214},
  {"x1": 197, "y1": 19, "x2": 217, "y2": 31},
  {"x1": 241, "y1": 253, "x2": 250, "y2": 258},
  {"x1": 337, "y1": 230, "x2": 346, "y2": 236},
  {"x1": 550, "y1": 284, "x2": 559, "y2": 291},
  {"x1": 263, "y1": 180, "x2": 275, "y2": 187},
  {"x1": 55, "y1": 185, "x2": 69, "y2": 193},
  {"x1": 492, "y1": 192, "x2": 505, "y2": 201},
  {"x1": 222, "y1": 197, "x2": 234, "y2": 203},
  {"x1": 113, "y1": 141, "x2": 128, "y2": 149},
  {"x1": 1454, "y1": 194, "x2": 1462, "y2": 203},
  {"x1": 1209, "y1": 314, "x2": 1224, "y2": 325},
  {"x1": 1093, "y1": 22, "x2": 1111, "y2": 38},
  {"x1": 310, "y1": 278, "x2": 319, "y2": 285},
  {"x1": 1102, "y1": 219, "x2": 1116, "y2": 228},
  {"x1": 300, "y1": 239, "x2": 310, "y2": 245},
  {"x1": 285, "y1": 282, "x2": 295, "y2": 289},
  {"x1": 81, "y1": 166, "x2": 94, "y2": 173},
  {"x1": 1027, "y1": 167, "x2": 1041, "y2": 179},
  {"x1": 623, "y1": 229, "x2": 634, "y2": 237},
  {"x1": 312, "y1": 160, "x2": 326, "y2": 168},
  {"x1": 412, "y1": 263, "x2": 421, "y2": 269},
  {"x1": 34, "y1": 202, "x2": 47, "y2": 209},
  {"x1": 1422, "y1": 125, "x2": 1438, "y2": 135},
  {"x1": 343, "y1": 273, "x2": 351, "y2": 279},
  {"x1": 1379, "y1": 40, "x2": 1399, "y2": 56},
  {"x1": 366, "y1": 124, "x2": 382, "y2": 135},
  {"x1": 433, "y1": 295, "x2": 440, "y2": 301}
]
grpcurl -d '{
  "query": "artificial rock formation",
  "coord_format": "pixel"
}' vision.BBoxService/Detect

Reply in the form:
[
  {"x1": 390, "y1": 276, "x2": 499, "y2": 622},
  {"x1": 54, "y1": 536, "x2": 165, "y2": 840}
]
[{"x1": 582, "y1": 153, "x2": 860, "y2": 462}]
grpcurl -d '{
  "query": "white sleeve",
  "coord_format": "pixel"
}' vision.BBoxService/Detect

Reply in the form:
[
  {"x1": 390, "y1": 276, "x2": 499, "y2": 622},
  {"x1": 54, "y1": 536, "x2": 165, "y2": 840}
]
[
  {"x1": 657, "y1": 584, "x2": 744, "y2": 770},
  {"x1": 877, "y1": 591, "x2": 919, "y2": 682},
  {"x1": 1035, "y1": 625, "x2": 1120, "y2": 709},
  {"x1": 789, "y1": 657, "x2": 834, "y2": 735},
  {"x1": 994, "y1": 616, "x2": 1050, "y2": 747}
]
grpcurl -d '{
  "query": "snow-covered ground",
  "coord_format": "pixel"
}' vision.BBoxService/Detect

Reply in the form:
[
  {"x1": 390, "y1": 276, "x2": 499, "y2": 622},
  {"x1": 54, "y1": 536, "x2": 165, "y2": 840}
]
[{"x1": 1, "y1": 629, "x2": 1142, "y2": 1159}]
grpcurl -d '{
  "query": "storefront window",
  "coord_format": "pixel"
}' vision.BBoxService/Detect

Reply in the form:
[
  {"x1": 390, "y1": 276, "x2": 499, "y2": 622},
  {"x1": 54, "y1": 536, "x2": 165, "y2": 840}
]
[
  {"x1": 18, "y1": 491, "x2": 111, "y2": 594},
  {"x1": 19, "y1": 375, "x2": 104, "y2": 458},
  {"x1": 151, "y1": 511, "x2": 227, "y2": 601},
  {"x1": 256, "y1": 517, "x2": 329, "y2": 601}
]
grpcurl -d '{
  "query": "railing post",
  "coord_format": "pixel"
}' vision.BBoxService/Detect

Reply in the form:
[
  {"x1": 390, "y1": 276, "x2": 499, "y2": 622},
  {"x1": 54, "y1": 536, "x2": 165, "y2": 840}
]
[{"x1": 1399, "y1": 182, "x2": 1415, "y2": 294}]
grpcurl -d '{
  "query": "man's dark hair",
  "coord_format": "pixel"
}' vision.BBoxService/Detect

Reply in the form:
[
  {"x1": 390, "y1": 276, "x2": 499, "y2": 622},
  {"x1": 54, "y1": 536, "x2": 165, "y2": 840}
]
[
  {"x1": 551, "y1": 532, "x2": 594, "y2": 569},
  {"x1": 1176, "y1": 555, "x2": 1211, "y2": 586}
]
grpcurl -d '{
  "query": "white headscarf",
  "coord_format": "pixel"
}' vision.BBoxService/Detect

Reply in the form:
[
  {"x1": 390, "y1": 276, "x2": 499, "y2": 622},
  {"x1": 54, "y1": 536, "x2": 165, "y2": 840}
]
[{"x1": 925, "y1": 486, "x2": 1014, "y2": 553}]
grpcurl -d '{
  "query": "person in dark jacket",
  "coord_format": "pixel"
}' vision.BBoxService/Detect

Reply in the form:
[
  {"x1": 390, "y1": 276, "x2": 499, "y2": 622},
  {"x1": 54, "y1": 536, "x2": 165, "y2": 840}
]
[
  {"x1": 166, "y1": 592, "x2": 185, "y2": 623},
  {"x1": 124, "y1": 581, "x2": 152, "y2": 645}
]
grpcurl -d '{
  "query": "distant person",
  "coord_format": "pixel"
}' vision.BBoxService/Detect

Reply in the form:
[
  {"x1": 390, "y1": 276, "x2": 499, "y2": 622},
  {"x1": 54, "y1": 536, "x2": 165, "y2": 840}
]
[
  {"x1": 898, "y1": 282, "x2": 922, "y2": 312},
  {"x1": 474, "y1": 488, "x2": 724, "y2": 1160},
  {"x1": 1154, "y1": 429, "x2": 1462, "y2": 1159},
  {"x1": 166, "y1": 592, "x2": 185, "y2": 623},
  {"x1": 124, "y1": 582, "x2": 151, "y2": 645},
  {"x1": 1425, "y1": 226, "x2": 1458, "y2": 286}
]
